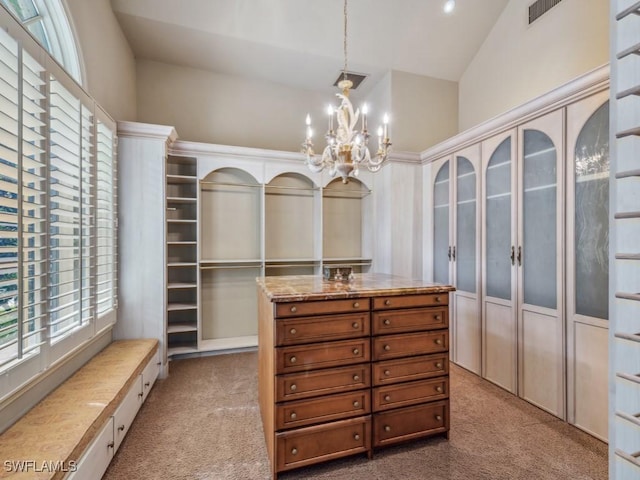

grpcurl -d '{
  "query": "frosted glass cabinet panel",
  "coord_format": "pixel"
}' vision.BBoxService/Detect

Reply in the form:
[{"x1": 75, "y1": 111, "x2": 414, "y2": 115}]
[
  {"x1": 517, "y1": 109, "x2": 565, "y2": 419},
  {"x1": 566, "y1": 92, "x2": 610, "y2": 441},
  {"x1": 432, "y1": 147, "x2": 481, "y2": 375},
  {"x1": 433, "y1": 160, "x2": 450, "y2": 286},
  {"x1": 481, "y1": 130, "x2": 518, "y2": 394}
]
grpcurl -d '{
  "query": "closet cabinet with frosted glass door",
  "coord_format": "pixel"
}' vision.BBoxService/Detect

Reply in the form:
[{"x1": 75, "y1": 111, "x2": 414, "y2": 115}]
[
  {"x1": 432, "y1": 146, "x2": 481, "y2": 374},
  {"x1": 566, "y1": 92, "x2": 609, "y2": 441},
  {"x1": 481, "y1": 112, "x2": 565, "y2": 417}
]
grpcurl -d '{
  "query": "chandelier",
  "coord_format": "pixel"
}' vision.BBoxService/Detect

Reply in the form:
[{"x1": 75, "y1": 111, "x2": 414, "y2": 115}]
[{"x1": 302, "y1": 0, "x2": 392, "y2": 183}]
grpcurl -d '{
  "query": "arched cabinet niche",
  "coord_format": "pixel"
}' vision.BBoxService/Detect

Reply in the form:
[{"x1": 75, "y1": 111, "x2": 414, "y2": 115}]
[{"x1": 199, "y1": 167, "x2": 262, "y2": 351}]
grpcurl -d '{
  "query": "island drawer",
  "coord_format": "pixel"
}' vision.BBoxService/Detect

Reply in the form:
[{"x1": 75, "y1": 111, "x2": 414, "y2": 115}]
[
  {"x1": 276, "y1": 416, "x2": 371, "y2": 472},
  {"x1": 275, "y1": 298, "x2": 370, "y2": 318},
  {"x1": 276, "y1": 364, "x2": 371, "y2": 402},
  {"x1": 373, "y1": 353, "x2": 448, "y2": 386},
  {"x1": 372, "y1": 330, "x2": 449, "y2": 361},
  {"x1": 373, "y1": 401, "x2": 448, "y2": 447},
  {"x1": 276, "y1": 389, "x2": 371, "y2": 430},
  {"x1": 276, "y1": 312, "x2": 369, "y2": 346},
  {"x1": 372, "y1": 377, "x2": 448, "y2": 411},
  {"x1": 372, "y1": 307, "x2": 448, "y2": 335},
  {"x1": 372, "y1": 293, "x2": 448, "y2": 310},
  {"x1": 277, "y1": 338, "x2": 370, "y2": 373}
]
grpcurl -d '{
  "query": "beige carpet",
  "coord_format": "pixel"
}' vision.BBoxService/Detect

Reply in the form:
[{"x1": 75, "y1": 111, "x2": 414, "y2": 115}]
[{"x1": 103, "y1": 352, "x2": 607, "y2": 480}]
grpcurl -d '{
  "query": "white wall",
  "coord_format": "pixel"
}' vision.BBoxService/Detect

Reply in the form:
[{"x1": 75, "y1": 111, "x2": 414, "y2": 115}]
[
  {"x1": 458, "y1": 0, "x2": 609, "y2": 131},
  {"x1": 65, "y1": 0, "x2": 136, "y2": 120},
  {"x1": 136, "y1": 59, "x2": 337, "y2": 152},
  {"x1": 391, "y1": 71, "x2": 458, "y2": 152}
]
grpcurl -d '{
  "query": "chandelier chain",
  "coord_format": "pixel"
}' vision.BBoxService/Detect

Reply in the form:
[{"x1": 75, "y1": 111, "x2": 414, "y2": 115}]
[{"x1": 343, "y1": 0, "x2": 348, "y2": 81}]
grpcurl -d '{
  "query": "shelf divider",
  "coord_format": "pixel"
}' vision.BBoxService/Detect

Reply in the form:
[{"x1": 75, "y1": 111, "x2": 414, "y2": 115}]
[{"x1": 616, "y1": 1, "x2": 640, "y2": 20}]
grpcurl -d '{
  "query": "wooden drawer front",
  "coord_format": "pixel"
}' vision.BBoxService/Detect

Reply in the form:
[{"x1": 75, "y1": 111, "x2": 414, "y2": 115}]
[
  {"x1": 276, "y1": 416, "x2": 371, "y2": 472},
  {"x1": 276, "y1": 364, "x2": 371, "y2": 402},
  {"x1": 141, "y1": 351, "x2": 160, "y2": 402},
  {"x1": 113, "y1": 376, "x2": 143, "y2": 452},
  {"x1": 275, "y1": 298, "x2": 370, "y2": 318},
  {"x1": 372, "y1": 331, "x2": 449, "y2": 361},
  {"x1": 373, "y1": 377, "x2": 448, "y2": 411},
  {"x1": 276, "y1": 389, "x2": 371, "y2": 430},
  {"x1": 277, "y1": 338, "x2": 370, "y2": 373},
  {"x1": 276, "y1": 313, "x2": 369, "y2": 346},
  {"x1": 373, "y1": 401, "x2": 448, "y2": 447},
  {"x1": 372, "y1": 307, "x2": 447, "y2": 335},
  {"x1": 373, "y1": 353, "x2": 449, "y2": 386},
  {"x1": 372, "y1": 293, "x2": 448, "y2": 311}
]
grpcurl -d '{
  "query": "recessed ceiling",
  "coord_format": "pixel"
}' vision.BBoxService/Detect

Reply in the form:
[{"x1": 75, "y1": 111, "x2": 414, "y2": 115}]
[{"x1": 110, "y1": 0, "x2": 509, "y2": 95}]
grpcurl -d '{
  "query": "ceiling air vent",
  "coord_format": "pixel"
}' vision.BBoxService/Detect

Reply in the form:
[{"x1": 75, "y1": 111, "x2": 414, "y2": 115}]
[
  {"x1": 333, "y1": 71, "x2": 368, "y2": 90},
  {"x1": 529, "y1": 0, "x2": 563, "y2": 24}
]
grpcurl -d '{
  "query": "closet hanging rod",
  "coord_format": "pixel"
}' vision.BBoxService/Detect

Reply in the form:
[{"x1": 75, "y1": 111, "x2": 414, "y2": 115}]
[
  {"x1": 200, "y1": 181, "x2": 262, "y2": 188},
  {"x1": 200, "y1": 265, "x2": 262, "y2": 270}
]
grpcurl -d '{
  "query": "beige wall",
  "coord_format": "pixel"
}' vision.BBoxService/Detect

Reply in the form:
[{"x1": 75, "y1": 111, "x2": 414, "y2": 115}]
[
  {"x1": 391, "y1": 71, "x2": 458, "y2": 152},
  {"x1": 65, "y1": 0, "x2": 136, "y2": 121},
  {"x1": 136, "y1": 59, "x2": 337, "y2": 152},
  {"x1": 458, "y1": 0, "x2": 609, "y2": 131}
]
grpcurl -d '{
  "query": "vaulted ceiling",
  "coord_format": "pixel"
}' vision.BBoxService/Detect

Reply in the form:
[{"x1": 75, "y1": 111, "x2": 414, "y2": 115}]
[{"x1": 110, "y1": 0, "x2": 509, "y2": 95}]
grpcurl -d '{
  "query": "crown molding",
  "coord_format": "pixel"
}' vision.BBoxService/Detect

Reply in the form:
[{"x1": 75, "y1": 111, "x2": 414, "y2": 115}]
[
  {"x1": 170, "y1": 140, "x2": 306, "y2": 164},
  {"x1": 117, "y1": 121, "x2": 179, "y2": 144}
]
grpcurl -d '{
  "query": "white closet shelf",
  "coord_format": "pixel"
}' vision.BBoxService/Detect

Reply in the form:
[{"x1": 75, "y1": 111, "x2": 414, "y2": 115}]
[
  {"x1": 615, "y1": 449, "x2": 640, "y2": 469},
  {"x1": 614, "y1": 211, "x2": 640, "y2": 219},
  {"x1": 167, "y1": 219, "x2": 197, "y2": 223},
  {"x1": 200, "y1": 181, "x2": 261, "y2": 188},
  {"x1": 615, "y1": 254, "x2": 640, "y2": 260},
  {"x1": 200, "y1": 259, "x2": 262, "y2": 265},
  {"x1": 617, "y1": 85, "x2": 640, "y2": 100},
  {"x1": 615, "y1": 331, "x2": 640, "y2": 343},
  {"x1": 616, "y1": 1, "x2": 640, "y2": 20},
  {"x1": 323, "y1": 258, "x2": 373, "y2": 266},
  {"x1": 167, "y1": 345, "x2": 199, "y2": 357},
  {"x1": 617, "y1": 42, "x2": 640, "y2": 60},
  {"x1": 167, "y1": 174, "x2": 197, "y2": 184},
  {"x1": 617, "y1": 127, "x2": 640, "y2": 139},
  {"x1": 167, "y1": 262, "x2": 197, "y2": 267},
  {"x1": 167, "y1": 241, "x2": 197, "y2": 245},
  {"x1": 167, "y1": 303, "x2": 198, "y2": 311},
  {"x1": 167, "y1": 322, "x2": 198, "y2": 334},
  {"x1": 616, "y1": 169, "x2": 640, "y2": 179},
  {"x1": 166, "y1": 196, "x2": 197, "y2": 203},
  {"x1": 615, "y1": 291, "x2": 640, "y2": 302},
  {"x1": 167, "y1": 283, "x2": 197, "y2": 289}
]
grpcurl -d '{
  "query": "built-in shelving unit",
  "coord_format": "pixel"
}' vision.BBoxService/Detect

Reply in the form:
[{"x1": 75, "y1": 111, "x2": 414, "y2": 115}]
[
  {"x1": 166, "y1": 154, "x2": 198, "y2": 357},
  {"x1": 611, "y1": 1, "x2": 640, "y2": 477}
]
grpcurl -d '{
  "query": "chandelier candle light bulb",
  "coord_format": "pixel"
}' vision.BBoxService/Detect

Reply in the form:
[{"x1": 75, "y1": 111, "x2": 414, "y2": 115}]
[{"x1": 302, "y1": 0, "x2": 392, "y2": 183}]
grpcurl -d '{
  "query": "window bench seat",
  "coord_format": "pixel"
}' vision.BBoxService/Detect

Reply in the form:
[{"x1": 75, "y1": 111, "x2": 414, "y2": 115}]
[{"x1": 1, "y1": 338, "x2": 160, "y2": 480}]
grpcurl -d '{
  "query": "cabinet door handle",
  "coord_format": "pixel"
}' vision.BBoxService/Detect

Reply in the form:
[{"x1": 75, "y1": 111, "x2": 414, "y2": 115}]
[
  {"x1": 510, "y1": 245, "x2": 515, "y2": 265},
  {"x1": 452, "y1": 246, "x2": 456, "y2": 261},
  {"x1": 144, "y1": 381, "x2": 150, "y2": 388},
  {"x1": 517, "y1": 246, "x2": 522, "y2": 266},
  {"x1": 118, "y1": 424, "x2": 125, "y2": 432},
  {"x1": 448, "y1": 246, "x2": 452, "y2": 261},
  {"x1": 107, "y1": 441, "x2": 114, "y2": 449}
]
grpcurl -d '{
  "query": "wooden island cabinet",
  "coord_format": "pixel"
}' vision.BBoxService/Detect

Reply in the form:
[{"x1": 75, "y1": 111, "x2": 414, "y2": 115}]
[{"x1": 257, "y1": 273, "x2": 455, "y2": 478}]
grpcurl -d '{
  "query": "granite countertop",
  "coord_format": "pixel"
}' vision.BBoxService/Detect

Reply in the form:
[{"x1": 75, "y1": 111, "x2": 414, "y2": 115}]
[{"x1": 256, "y1": 273, "x2": 455, "y2": 302}]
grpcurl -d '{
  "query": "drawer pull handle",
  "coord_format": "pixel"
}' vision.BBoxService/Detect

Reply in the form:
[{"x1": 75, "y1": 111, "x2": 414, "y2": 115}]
[
  {"x1": 118, "y1": 424, "x2": 125, "y2": 432},
  {"x1": 353, "y1": 401, "x2": 360, "y2": 408},
  {"x1": 290, "y1": 384, "x2": 297, "y2": 391},
  {"x1": 384, "y1": 299, "x2": 391, "y2": 306},
  {"x1": 435, "y1": 362, "x2": 443, "y2": 369},
  {"x1": 353, "y1": 348, "x2": 360, "y2": 355},
  {"x1": 435, "y1": 414, "x2": 442, "y2": 421},
  {"x1": 436, "y1": 386, "x2": 443, "y2": 393},
  {"x1": 138, "y1": 393, "x2": 143, "y2": 398},
  {"x1": 352, "y1": 322, "x2": 359, "y2": 329},
  {"x1": 354, "y1": 434, "x2": 360, "y2": 441},
  {"x1": 435, "y1": 339, "x2": 442, "y2": 345},
  {"x1": 108, "y1": 441, "x2": 115, "y2": 449},
  {"x1": 290, "y1": 412, "x2": 297, "y2": 420},
  {"x1": 290, "y1": 306, "x2": 297, "y2": 313},
  {"x1": 384, "y1": 395, "x2": 391, "y2": 401},
  {"x1": 384, "y1": 425, "x2": 391, "y2": 432},
  {"x1": 291, "y1": 448, "x2": 298, "y2": 455},
  {"x1": 353, "y1": 302, "x2": 360, "y2": 308},
  {"x1": 384, "y1": 370, "x2": 391, "y2": 376},
  {"x1": 435, "y1": 296, "x2": 441, "y2": 302},
  {"x1": 384, "y1": 344, "x2": 391, "y2": 351},
  {"x1": 435, "y1": 315, "x2": 441, "y2": 321},
  {"x1": 353, "y1": 374, "x2": 360, "y2": 382},
  {"x1": 144, "y1": 381, "x2": 150, "y2": 387},
  {"x1": 290, "y1": 328, "x2": 297, "y2": 335},
  {"x1": 383, "y1": 319, "x2": 391, "y2": 326},
  {"x1": 290, "y1": 356, "x2": 297, "y2": 364}
]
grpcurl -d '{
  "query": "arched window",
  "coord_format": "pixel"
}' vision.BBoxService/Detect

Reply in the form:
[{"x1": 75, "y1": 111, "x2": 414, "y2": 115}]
[{"x1": 0, "y1": 0, "x2": 82, "y2": 83}]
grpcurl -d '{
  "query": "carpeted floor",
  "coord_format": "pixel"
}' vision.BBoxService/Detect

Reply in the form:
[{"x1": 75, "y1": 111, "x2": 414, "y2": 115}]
[{"x1": 103, "y1": 352, "x2": 607, "y2": 480}]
